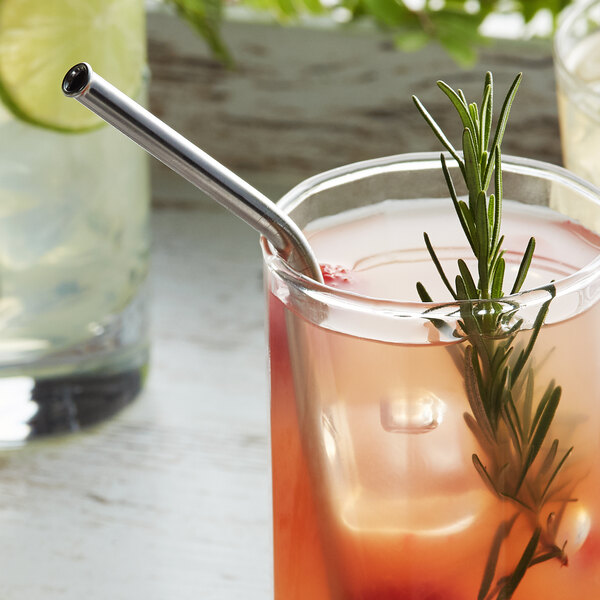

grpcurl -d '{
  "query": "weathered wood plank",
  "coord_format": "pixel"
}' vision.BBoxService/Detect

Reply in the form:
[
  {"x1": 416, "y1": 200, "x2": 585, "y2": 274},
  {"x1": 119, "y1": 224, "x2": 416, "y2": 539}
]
[{"x1": 148, "y1": 13, "x2": 560, "y2": 203}]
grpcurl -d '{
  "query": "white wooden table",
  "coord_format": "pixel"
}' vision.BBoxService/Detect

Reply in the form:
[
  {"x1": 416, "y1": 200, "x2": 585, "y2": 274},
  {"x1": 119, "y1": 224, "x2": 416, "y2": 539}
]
[
  {"x1": 0, "y1": 204, "x2": 271, "y2": 600},
  {"x1": 0, "y1": 12, "x2": 561, "y2": 599}
]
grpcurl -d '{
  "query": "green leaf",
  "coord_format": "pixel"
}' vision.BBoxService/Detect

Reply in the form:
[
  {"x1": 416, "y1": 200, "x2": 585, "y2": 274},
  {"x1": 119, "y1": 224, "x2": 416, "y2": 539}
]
[
  {"x1": 481, "y1": 73, "x2": 493, "y2": 152},
  {"x1": 413, "y1": 96, "x2": 465, "y2": 171},
  {"x1": 538, "y1": 438, "x2": 559, "y2": 477},
  {"x1": 498, "y1": 527, "x2": 541, "y2": 600},
  {"x1": 465, "y1": 346, "x2": 495, "y2": 439},
  {"x1": 483, "y1": 73, "x2": 523, "y2": 189},
  {"x1": 476, "y1": 190, "x2": 490, "y2": 288},
  {"x1": 362, "y1": 0, "x2": 408, "y2": 26},
  {"x1": 469, "y1": 102, "x2": 481, "y2": 148},
  {"x1": 429, "y1": 9, "x2": 485, "y2": 67},
  {"x1": 529, "y1": 380, "x2": 557, "y2": 441},
  {"x1": 516, "y1": 386, "x2": 561, "y2": 494},
  {"x1": 478, "y1": 514, "x2": 518, "y2": 600},
  {"x1": 512, "y1": 286, "x2": 555, "y2": 382},
  {"x1": 511, "y1": 237, "x2": 536, "y2": 294},
  {"x1": 502, "y1": 398, "x2": 522, "y2": 456},
  {"x1": 437, "y1": 35, "x2": 478, "y2": 66},
  {"x1": 473, "y1": 454, "x2": 500, "y2": 496},
  {"x1": 463, "y1": 128, "x2": 482, "y2": 209},
  {"x1": 459, "y1": 200, "x2": 479, "y2": 255},
  {"x1": 521, "y1": 371, "x2": 535, "y2": 436},
  {"x1": 464, "y1": 412, "x2": 494, "y2": 451},
  {"x1": 541, "y1": 445, "x2": 573, "y2": 503},
  {"x1": 416, "y1": 281, "x2": 433, "y2": 302},
  {"x1": 167, "y1": 0, "x2": 233, "y2": 67},
  {"x1": 487, "y1": 192, "x2": 495, "y2": 230},
  {"x1": 441, "y1": 154, "x2": 476, "y2": 253},
  {"x1": 424, "y1": 232, "x2": 458, "y2": 299},
  {"x1": 458, "y1": 259, "x2": 477, "y2": 297},
  {"x1": 438, "y1": 80, "x2": 476, "y2": 134},
  {"x1": 455, "y1": 275, "x2": 469, "y2": 300},
  {"x1": 491, "y1": 148, "x2": 503, "y2": 250},
  {"x1": 491, "y1": 256, "x2": 505, "y2": 298},
  {"x1": 395, "y1": 30, "x2": 430, "y2": 52}
]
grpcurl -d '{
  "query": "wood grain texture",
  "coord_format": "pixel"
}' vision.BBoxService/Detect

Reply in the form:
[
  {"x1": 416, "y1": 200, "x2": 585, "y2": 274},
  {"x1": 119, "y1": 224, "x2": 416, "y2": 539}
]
[{"x1": 147, "y1": 13, "x2": 561, "y2": 204}]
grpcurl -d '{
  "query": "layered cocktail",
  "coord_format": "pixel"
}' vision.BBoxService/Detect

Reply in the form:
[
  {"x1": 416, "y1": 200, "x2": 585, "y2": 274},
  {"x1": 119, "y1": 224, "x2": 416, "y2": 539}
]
[{"x1": 264, "y1": 152, "x2": 600, "y2": 599}]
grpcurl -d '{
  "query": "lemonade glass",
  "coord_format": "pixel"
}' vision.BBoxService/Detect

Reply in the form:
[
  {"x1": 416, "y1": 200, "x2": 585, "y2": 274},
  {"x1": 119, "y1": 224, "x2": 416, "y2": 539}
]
[{"x1": 555, "y1": 0, "x2": 600, "y2": 187}]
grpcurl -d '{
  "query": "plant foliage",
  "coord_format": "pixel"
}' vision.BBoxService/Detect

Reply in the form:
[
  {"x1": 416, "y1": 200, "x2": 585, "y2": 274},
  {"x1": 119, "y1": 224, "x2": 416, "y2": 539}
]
[{"x1": 166, "y1": 0, "x2": 574, "y2": 66}]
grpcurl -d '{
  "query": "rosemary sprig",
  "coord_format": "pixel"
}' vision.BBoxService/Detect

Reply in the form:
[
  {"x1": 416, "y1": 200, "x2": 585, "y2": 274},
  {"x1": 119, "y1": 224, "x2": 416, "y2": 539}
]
[{"x1": 414, "y1": 74, "x2": 574, "y2": 600}]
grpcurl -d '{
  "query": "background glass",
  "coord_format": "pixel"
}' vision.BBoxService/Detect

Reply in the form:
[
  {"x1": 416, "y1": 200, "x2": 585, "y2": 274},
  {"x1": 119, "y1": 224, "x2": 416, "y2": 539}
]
[
  {"x1": 0, "y1": 0, "x2": 150, "y2": 444},
  {"x1": 555, "y1": 0, "x2": 600, "y2": 187},
  {"x1": 264, "y1": 153, "x2": 600, "y2": 599}
]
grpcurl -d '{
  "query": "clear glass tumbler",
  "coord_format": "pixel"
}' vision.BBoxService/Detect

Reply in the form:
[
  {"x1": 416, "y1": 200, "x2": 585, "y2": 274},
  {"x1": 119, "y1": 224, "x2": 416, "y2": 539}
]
[
  {"x1": 0, "y1": 0, "x2": 149, "y2": 444},
  {"x1": 555, "y1": 0, "x2": 600, "y2": 187},
  {"x1": 264, "y1": 153, "x2": 600, "y2": 600}
]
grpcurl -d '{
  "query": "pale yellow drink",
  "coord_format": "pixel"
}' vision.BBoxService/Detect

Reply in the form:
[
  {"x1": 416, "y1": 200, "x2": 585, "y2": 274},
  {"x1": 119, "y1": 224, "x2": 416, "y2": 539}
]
[{"x1": 555, "y1": 2, "x2": 600, "y2": 187}]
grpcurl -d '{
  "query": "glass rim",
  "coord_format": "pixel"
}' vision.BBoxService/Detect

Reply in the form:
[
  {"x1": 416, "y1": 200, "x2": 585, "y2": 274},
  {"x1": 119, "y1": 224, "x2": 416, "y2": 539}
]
[
  {"x1": 554, "y1": 0, "x2": 600, "y2": 103},
  {"x1": 262, "y1": 152, "x2": 600, "y2": 315}
]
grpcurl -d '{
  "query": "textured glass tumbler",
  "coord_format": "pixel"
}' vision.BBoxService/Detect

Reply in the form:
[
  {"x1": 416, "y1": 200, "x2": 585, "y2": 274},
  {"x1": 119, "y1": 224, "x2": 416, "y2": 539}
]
[
  {"x1": 0, "y1": 0, "x2": 150, "y2": 444},
  {"x1": 555, "y1": 0, "x2": 600, "y2": 187},
  {"x1": 264, "y1": 153, "x2": 600, "y2": 600}
]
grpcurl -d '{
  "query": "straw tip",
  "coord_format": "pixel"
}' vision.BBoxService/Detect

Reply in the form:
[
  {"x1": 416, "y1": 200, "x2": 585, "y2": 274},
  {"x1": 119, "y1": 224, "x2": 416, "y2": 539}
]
[{"x1": 62, "y1": 63, "x2": 92, "y2": 98}]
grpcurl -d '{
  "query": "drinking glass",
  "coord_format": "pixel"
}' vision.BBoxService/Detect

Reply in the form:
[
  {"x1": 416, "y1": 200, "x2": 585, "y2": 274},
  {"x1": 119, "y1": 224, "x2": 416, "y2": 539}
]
[
  {"x1": 263, "y1": 153, "x2": 600, "y2": 599},
  {"x1": 555, "y1": 0, "x2": 600, "y2": 187},
  {"x1": 0, "y1": 0, "x2": 149, "y2": 444}
]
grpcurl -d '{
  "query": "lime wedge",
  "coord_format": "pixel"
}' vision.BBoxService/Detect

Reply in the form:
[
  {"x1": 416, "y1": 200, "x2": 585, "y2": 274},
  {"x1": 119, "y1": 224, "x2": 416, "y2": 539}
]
[{"x1": 0, "y1": 0, "x2": 146, "y2": 132}]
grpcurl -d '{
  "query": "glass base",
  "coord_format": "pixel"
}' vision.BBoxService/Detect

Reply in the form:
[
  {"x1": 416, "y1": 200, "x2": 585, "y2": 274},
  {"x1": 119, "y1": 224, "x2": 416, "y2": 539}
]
[{"x1": 0, "y1": 365, "x2": 146, "y2": 446}]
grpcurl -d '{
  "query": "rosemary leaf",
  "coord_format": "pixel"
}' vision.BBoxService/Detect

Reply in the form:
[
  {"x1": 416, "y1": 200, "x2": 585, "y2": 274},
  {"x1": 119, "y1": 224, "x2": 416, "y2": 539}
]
[
  {"x1": 469, "y1": 102, "x2": 481, "y2": 148},
  {"x1": 476, "y1": 190, "x2": 490, "y2": 289},
  {"x1": 487, "y1": 193, "x2": 495, "y2": 230},
  {"x1": 483, "y1": 73, "x2": 523, "y2": 189},
  {"x1": 458, "y1": 259, "x2": 477, "y2": 297},
  {"x1": 464, "y1": 411, "x2": 494, "y2": 450},
  {"x1": 423, "y1": 232, "x2": 458, "y2": 299},
  {"x1": 465, "y1": 346, "x2": 495, "y2": 440},
  {"x1": 481, "y1": 73, "x2": 493, "y2": 151},
  {"x1": 491, "y1": 257, "x2": 505, "y2": 298},
  {"x1": 456, "y1": 275, "x2": 469, "y2": 301},
  {"x1": 512, "y1": 286, "x2": 555, "y2": 382},
  {"x1": 437, "y1": 80, "x2": 475, "y2": 132},
  {"x1": 492, "y1": 148, "x2": 503, "y2": 250},
  {"x1": 541, "y1": 445, "x2": 574, "y2": 504},
  {"x1": 441, "y1": 154, "x2": 476, "y2": 253},
  {"x1": 463, "y1": 128, "x2": 482, "y2": 208},
  {"x1": 538, "y1": 438, "x2": 559, "y2": 477},
  {"x1": 511, "y1": 237, "x2": 536, "y2": 294},
  {"x1": 529, "y1": 547, "x2": 565, "y2": 567},
  {"x1": 412, "y1": 96, "x2": 465, "y2": 171},
  {"x1": 416, "y1": 281, "x2": 433, "y2": 302},
  {"x1": 478, "y1": 514, "x2": 518, "y2": 600},
  {"x1": 497, "y1": 527, "x2": 541, "y2": 600},
  {"x1": 529, "y1": 380, "x2": 557, "y2": 442},
  {"x1": 459, "y1": 200, "x2": 479, "y2": 255},
  {"x1": 473, "y1": 454, "x2": 500, "y2": 496},
  {"x1": 516, "y1": 386, "x2": 562, "y2": 495},
  {"x1": 521, "y1": 371, "x2": 534, "y2": 436}
]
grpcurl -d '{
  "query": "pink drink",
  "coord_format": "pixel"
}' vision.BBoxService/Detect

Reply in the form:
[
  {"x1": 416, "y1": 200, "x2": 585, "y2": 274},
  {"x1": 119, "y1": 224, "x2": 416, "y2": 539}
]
[{"x1": 268, "y1": 197, "x2": 600, "y2": 599}]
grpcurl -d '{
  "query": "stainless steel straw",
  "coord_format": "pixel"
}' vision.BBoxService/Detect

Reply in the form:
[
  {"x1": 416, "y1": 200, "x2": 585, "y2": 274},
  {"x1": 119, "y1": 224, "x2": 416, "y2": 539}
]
[{"x1": 62, "y1": 62, "x2": 323, "y2": 282}]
